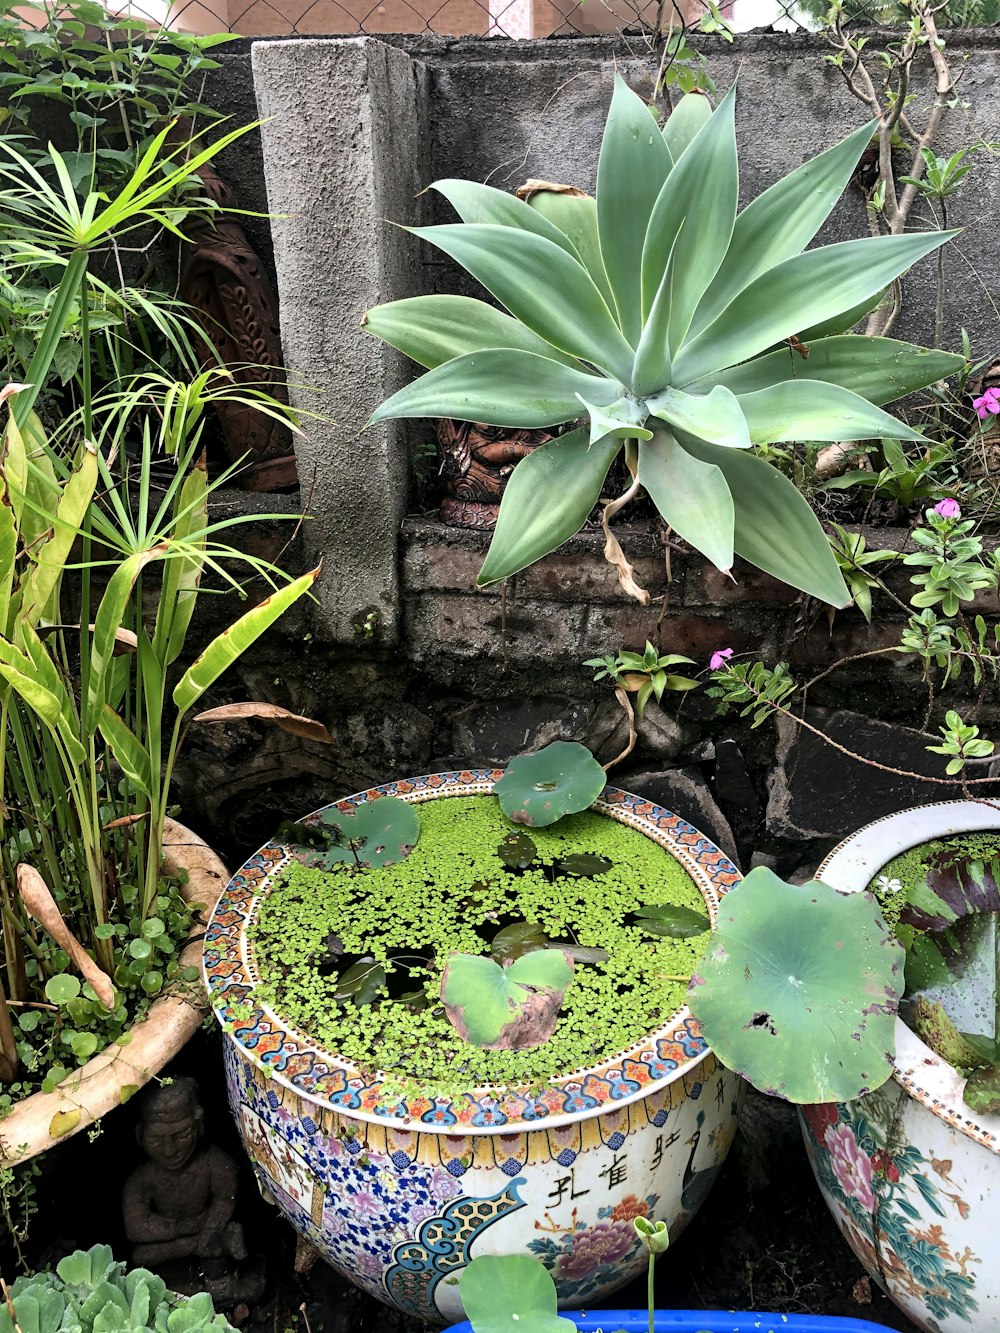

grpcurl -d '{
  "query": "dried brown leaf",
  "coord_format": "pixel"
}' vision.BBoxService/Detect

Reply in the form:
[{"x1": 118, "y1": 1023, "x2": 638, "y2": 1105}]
[{"x1": 192, "y1": 702, "x2": 333, "y2": 744}]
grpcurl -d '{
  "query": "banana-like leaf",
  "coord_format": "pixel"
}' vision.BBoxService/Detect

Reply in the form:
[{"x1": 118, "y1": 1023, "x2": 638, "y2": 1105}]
[
  {"x1": 647, "y1": 384, "x2": 751, "y2": 449},
  {"x1": 409, "y1": 223, "x2": 635, "y2": 381},
  {"x1": 581, "y1": 396, "x2": 652, "y2": 445},
  {"x1": 597, "y1": 74, "x2": 673, "y2": 344},
  {"x1": 642, "y1": 86, "x2": 738, "y2": 349},
  {"x1": 152, "y1": 462, "x2": 208, "y2": 667},
  {"x1": 521, "y1": 187, "x2": 614, "y2": 308},
  {"x1": 662, "y1": 91, "x2": 713, "y2": 164},
  {"x1": 5, "y1": 412, "x2": 59, "y2": 555},
  {"x1": 368, "y1": 350, "x2": 620, "y2": 430},
  {"x1": 98, "y1": 706, "x2": 152, "y2": 797},
  {"x1": 362, "y1": 295, "x2": 579, "y2": 370},
  {"x1": 689, "y1": 119, "x2": 878, "y2": 338},
  {"x1": 690, "y1": 336, "x2": 965, "y2": 405},
  {"x1": 432, "y1": 179, "x2": 581, "y2": 258},
  {"x1": 21, "y1": 442, "x2": 98, "y2": 627},
  {"x1": 674, "y1": 230, "x2": 957, "y2": 386},
  {"x1": 172, "y1": 567, "x2": 318, "y2": 716},
  {"x1": 477, "y1": 428, "x2": 620, "y2": 586},
  {"x1": 680, "y1": 433, "x2": 850, "y2": 606},
  {"x1": 0, "y1": 650, "x2": 86, "y2": 767},
  {"x1": 737, "y1": 379, "x2": 928, "y2": 444},
  {"x1": 637, "y1": 428, "x2": 734, "y2": 572},
  {"x1": 84, "y1": 544, "x2": 168, "y2": 737},
  {"x1": 0, "y1": 474, "x2": 16, "y2": 637}
]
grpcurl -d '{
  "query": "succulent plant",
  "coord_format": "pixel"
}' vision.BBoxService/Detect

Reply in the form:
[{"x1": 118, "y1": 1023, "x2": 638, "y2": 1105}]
[
  {"x1": 365, "y1": 78, "x2": 963, "y2": 607},
  {"x1": 0, "y1": 1247, "x2": 235, "y2": 1333}
]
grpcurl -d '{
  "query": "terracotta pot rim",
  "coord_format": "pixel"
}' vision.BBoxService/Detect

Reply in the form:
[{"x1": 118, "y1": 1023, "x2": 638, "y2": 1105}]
[
  {"x1": 818, "y1": 799, "x2": 1000, "y2": 1157},
  {"x1": 0, "y1": 818, "x2": 229, "y2": 1165},
  {"x1": 203, "y1": 770, "x2": 742, "y2": 1135}
]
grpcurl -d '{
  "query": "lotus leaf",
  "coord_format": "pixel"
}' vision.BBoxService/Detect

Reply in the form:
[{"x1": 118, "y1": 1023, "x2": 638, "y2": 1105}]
[
  {"x1": 635, "y1": 903, "x2": 710, "y2": 938},
  {"x1": 295, "y1": 795, "x2": 420, "y2": 870},
  {"x1": 493, "y1": 741, "x2": 605, "y2": 827},
  {"x1": 688, "y1": 867, "x2": 903, "y2": 1103},
  {"x1": 441, "y1": 949, "x2": 574, "y2": 1049},
  {"x1": 458, "y1": 1255, "x2": 575, "y2": 1333},
  {"x1": 497, "y1": 831, "x2": 538, "y2": 868}
]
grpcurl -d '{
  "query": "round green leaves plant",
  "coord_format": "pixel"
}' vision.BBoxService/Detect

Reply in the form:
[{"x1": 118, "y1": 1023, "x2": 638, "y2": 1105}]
[
  {"x1": 688, "y1": 867, "x2": 904, "y2": 1103},
  {"x1": 365, "y1": 78, "x2": 962, "y2": 607}
]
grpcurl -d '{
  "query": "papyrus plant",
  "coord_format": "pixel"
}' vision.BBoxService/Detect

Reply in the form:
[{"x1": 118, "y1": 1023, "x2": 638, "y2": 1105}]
[{"x1": 365, "y1": 79, "x2": 963, "y2": 608}]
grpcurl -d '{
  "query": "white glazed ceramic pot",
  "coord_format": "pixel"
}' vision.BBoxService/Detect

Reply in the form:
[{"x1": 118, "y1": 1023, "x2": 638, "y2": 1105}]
[
  {"x1": 799, "y1": 800, "x2": 1000, "y2": 1333},
  {"x1": 204, "y1": 770, "x2": 743, "y2": 1323}
]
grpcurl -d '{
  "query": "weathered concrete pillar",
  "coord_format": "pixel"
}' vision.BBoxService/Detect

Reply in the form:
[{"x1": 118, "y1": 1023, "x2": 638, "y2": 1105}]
[{"x1": 251, "y1": 37, "x2": 428, "y2": 644}]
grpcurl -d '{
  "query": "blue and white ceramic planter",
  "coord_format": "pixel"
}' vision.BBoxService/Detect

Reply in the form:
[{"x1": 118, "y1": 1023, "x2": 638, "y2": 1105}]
[
  {"x1": 204, "y1": 771, "x2": 743, "y2": 1324},
  {"x1": 801, "y1": 802, "x2": 1000, "y2": 1333}
]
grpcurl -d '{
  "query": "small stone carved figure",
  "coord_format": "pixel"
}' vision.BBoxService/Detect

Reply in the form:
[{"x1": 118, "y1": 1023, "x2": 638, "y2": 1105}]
[
  {"x1": 435, "y1": 419, "x2": 551, "y2": 529},
  {"x1": 123, "y1": 1079, "x2": 263, "y2": 1306}
]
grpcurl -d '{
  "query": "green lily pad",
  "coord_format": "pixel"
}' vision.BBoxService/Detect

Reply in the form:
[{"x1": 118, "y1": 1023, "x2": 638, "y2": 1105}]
[
  {"x1": 498, "y1": 831, "x2": 538, "y2": 869},
  {"x1": 635, "y1": 903, "x2": 710, "y2": 939},
  {"x1": 688, "y1": 867, "x2": 903, "y2": 1103},
  {"x1": 491, "y1": 921, "x2": 549, "y2": 964},
  {"x1": 493, "y1": 741, "x2": 606, "y2": 827},
  {"x1": 556, "y1": 853, "x2": 613, "y2": 878},
  {"x1": 964, "y1": 1063, "x2": 1000, "y2": 1115},
  {"x1": 297, "y1": 795, "x2": 419, "y2": 870},
  {"x1": 334, "y1": 958, "x2": 387, "y2": 1005},
  {"x1": 458, "y1": 1255, "x2": 575, "y2": 1333},
  {"x1": 441, "y1": 949, "x2": 574, "y2": 1049}
]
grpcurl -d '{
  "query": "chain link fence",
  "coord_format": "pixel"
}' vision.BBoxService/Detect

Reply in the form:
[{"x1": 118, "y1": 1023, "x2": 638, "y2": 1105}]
[{"x1": 102, "y1": 0, "x2": 979, "y2": 46}]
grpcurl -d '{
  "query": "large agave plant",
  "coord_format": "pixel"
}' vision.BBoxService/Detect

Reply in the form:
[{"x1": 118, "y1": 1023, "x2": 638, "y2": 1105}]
[{"x1": 364, "y1": 79, "x2": 962, "y2": 607}]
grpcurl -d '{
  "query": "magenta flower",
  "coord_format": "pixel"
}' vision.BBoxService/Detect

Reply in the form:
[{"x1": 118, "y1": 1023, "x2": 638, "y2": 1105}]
[
  {"x1": 934, "y1": 498, "x2": 961, "y2": 519},
  {"x1": 824, "y1": 1123, "x2": 875, "y2": 1210},
  {"x1": 709, "y1": 648, "x2": 734, "y2": 671},
  {"x1": 973, "y1": 387, "x2": 1000, "y2": 420}
]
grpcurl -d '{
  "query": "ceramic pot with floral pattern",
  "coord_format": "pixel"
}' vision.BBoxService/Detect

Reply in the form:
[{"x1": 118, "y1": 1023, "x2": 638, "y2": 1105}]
[
  {"x1": 203, "y1": 772, "x2": 743, "y2": 1323},
  {"x1": 800, "y1": 801, "x2": 1000, "y2": 1333}
]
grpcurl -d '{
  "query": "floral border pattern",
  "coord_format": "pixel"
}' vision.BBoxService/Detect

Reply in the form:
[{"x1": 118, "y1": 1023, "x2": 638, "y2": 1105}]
[
  {"x1": 204, "y1": 772, "x2": 741, "y2": 1131},
  {"x1": 802, "y1": 1089, "x2": 979, "y2": 1327}
]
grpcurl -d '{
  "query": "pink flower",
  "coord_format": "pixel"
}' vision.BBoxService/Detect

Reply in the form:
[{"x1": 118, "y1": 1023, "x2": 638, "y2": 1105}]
[
  {"x1": 554, "y1": 1222, "x2": 636, "y2": 1281},
  {"x1": 973, "y1": 387, "x2": 1000, "y2": 419},
  {"x1": 824, "y1": 1123, "x2": 875, "y2": 1210},
  {"x1": 933, "y1": 497, "x2": 961, "y2": 519},
  {"x1": 709, "y1": 648, "x2": 734, "y2": 671}
]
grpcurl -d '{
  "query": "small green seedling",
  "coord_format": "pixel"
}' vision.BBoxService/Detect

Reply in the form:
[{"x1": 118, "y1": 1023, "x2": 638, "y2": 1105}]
[
  {"x1": 493, "y1": 741, "x2": 606, "y2": 827},
  {"x1": 688, "y1": 866, "x2": 903, "y2": 1103}
]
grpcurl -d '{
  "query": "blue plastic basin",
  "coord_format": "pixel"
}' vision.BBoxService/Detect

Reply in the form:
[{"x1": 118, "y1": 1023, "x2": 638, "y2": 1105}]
[{"x1": 444, "y1": 1313, "x2": 898, "y2": 1332}]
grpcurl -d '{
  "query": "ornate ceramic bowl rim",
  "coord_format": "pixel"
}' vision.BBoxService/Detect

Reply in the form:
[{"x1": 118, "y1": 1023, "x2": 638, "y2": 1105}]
[
  {"x1": 817, "y1": 798, "x2": 1000, "y2": 1158},
  {"x1": 203, "y1": 770, "x2": 741, "y2": 1134}
]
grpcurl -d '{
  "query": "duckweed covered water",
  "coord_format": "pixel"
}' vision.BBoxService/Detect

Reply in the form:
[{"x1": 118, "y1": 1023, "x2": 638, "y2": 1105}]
[{"x1": 249, "y1": 794, "x2": 709, "y2": 1100}]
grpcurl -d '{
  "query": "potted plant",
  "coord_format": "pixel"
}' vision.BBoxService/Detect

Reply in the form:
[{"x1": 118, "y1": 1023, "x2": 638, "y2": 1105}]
[
  {"x1": 443, "y1": 1251, "x2": 899, "y2": 1333},
  {"x1": 797, "y1": 801, "x2": 1000, "y2": 1333},
  {"x1": 0, "y1": 124, "x2": 320, "y2": 1192},
  {"x1": 204, "y1": 735, "x2": 907, "y2": 1322},
  {"x1": 0, "y1": 1243, "x2": 237, "y2": 1333}
]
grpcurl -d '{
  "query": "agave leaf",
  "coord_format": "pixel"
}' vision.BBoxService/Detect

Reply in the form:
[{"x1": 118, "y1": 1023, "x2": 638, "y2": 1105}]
[
  {"x1": 519, "y1": 185, "x2": 614, "y2": 308},
  {"x1": 689, "y1": 118, "x2": 878, "y2": 338},
  {"x1": 691, "y1": 336, "x2": 965, "y2": 405},
  {"x1": 409, "y1": 223, "x2": 635, "y2": 381},
  {"x1": 637, "y1": 428, "x2": 734, "y2": 573},
  {"x1": 679, "y1": 433, "x2": 850, "y2": 606},
  {"x1": 661, "y1": 90, "x2": 713, "y2": 164},
  {"x1": 642, "y1": 86, "x2": 738, "y2": 349},
  {"x1": 688, "y1": 867, "x2": 903, "y2": 1103},
  {"x1": 737, "y1": 380, "x2": 928, "y2": 445},
  {"x1": 368, "y1": 350, "x2": 620, "y2": 431},
  {"x1": 597, "y1": 74, "x2": 673, "y2": 344},
  {"x1": 582, "y1": 395, "x2": 652, "y2": 445},
  {"x1": 647, "y1": 384, "x2": 750, "y2": 449},
  {"x1": 493, "y1": 741, "x2": 606, "y2": 827},
  {"x1": 432, "y1": 178, "x2": 581, "y2": 257},
  {"x1": 674, "y1": 230, "x2": 958, "y2": 386},
  {"x1": 362, "y1": 295, "x2": 580, "y2": 370},
  {"x1": 441, "y1": 949, "x2": 574, "y2": 1049},
  {"x1": 477, "y1": 428, "x2": 621, "y2": 586},
  {"x1": 797, "y1": 290, "x2": 887, "y2": 342},
  {"x1": 631, "y1": 225, "x2": 681, "y2": 397},
  {"x1": 459, "y1": 1255, "x2": 576, "y2": 1333}
]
